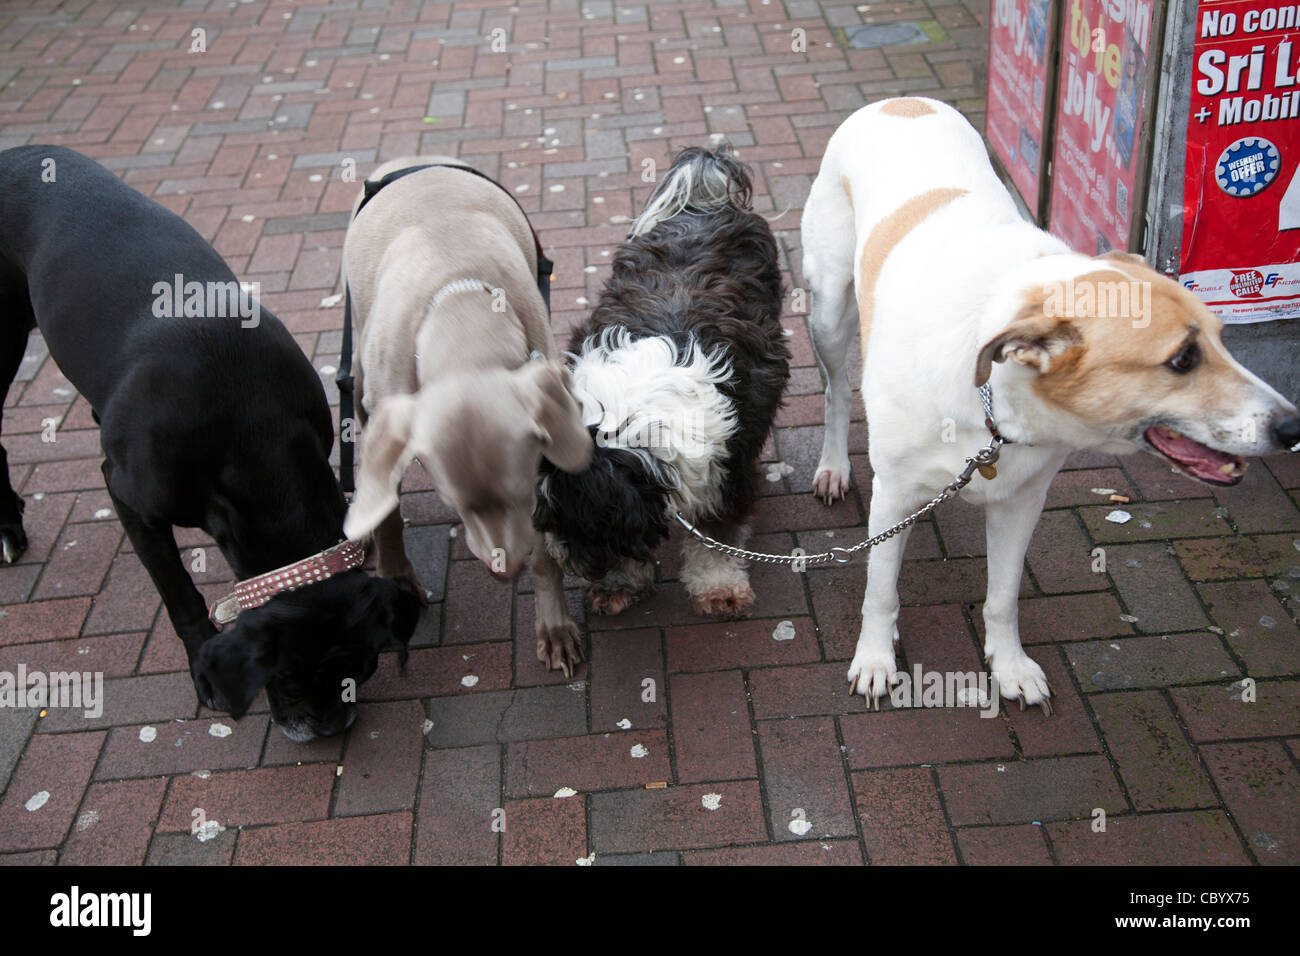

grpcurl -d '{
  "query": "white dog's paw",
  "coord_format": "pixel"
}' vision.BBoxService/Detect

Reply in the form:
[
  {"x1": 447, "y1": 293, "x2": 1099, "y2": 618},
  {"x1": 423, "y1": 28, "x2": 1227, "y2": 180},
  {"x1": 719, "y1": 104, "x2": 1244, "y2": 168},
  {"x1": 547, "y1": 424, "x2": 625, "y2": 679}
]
[
  {"x1": 847, "y1": 650, "x2": 898, "y2": 709},
  {"x1": 989, "y1": 653, "x2": 1053, "y2": 715},
  {"x1": 812, "y1": 460, "x2": 851, "y2": 505}
]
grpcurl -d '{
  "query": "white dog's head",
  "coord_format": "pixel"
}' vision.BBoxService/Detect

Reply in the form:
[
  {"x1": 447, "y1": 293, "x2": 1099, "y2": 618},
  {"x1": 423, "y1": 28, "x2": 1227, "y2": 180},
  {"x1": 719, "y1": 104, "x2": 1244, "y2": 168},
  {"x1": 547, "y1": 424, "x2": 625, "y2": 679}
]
[{"x1": 977, "y1": 252, "x2": 1299, "y2": 484}]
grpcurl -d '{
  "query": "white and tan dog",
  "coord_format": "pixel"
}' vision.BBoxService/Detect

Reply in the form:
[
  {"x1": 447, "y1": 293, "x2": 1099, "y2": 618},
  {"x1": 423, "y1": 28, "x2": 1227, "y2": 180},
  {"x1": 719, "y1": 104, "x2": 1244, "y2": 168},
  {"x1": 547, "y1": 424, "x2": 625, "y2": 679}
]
[
  {"x1": 802, "y1": 97, "x2": 1300, "y2": 709},
  {"x1": 341, "y1": 156, "x2": 593, "y2": 677}
]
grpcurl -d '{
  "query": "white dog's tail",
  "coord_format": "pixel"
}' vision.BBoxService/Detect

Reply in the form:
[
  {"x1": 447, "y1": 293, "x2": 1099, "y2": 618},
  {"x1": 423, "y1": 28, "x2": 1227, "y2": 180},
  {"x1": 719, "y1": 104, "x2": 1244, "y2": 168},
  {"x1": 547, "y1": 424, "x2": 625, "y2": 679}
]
[{"x1": 629, "y1": 145, "x2": 754, "y2": 237}]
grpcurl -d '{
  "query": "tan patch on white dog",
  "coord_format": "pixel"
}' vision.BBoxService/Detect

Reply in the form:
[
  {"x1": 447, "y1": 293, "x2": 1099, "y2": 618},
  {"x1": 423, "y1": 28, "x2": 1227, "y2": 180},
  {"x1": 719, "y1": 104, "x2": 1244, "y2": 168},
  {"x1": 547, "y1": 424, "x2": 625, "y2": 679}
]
[
  {"x1": 857, "y1": 187, "x2": 967, "y2": 365},
  {"x1": 1003, "y1": 266, "x2": 1257, "y2": 433},
  {"x1": 880, "y1": 97, "x2": 936, "y2": 118}
]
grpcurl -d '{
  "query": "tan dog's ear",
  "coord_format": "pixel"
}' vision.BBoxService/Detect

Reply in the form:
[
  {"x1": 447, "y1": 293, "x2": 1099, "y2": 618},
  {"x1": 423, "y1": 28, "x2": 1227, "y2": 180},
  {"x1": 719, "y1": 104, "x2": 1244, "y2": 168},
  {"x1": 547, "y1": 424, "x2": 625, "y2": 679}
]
[
  {"x1": 975, "y1": 303, "x2": 1083, "y2": 386},
  {"x1": 518, "y1": 361, "x2": 594, "y2": 474},
  {"x1": 343, "y1": 394, "x2": 419, "y2": 539}
]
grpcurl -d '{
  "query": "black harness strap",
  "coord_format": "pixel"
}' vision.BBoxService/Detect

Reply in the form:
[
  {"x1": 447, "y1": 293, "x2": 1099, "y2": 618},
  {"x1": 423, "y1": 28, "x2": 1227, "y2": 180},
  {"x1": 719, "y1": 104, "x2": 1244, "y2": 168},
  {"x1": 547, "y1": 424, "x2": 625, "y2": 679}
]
[{"x1": 335, "y1": 163, "x2": 554, "y2": 493}]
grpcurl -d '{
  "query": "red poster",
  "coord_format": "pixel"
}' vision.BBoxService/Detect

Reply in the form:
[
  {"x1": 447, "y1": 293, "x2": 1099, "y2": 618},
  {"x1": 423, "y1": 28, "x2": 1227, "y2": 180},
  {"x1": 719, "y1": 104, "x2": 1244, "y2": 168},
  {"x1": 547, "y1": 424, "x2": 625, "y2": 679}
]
[
  {"x1": 986, "y1": 0, "x2": 1055, "y2": 214},
  {"x1": 1048, "y1": 0, "x2": 1157, "y2": 252},
  {"x1": 1181, "y1": 0, "x2": 1300, "y2": 322}
]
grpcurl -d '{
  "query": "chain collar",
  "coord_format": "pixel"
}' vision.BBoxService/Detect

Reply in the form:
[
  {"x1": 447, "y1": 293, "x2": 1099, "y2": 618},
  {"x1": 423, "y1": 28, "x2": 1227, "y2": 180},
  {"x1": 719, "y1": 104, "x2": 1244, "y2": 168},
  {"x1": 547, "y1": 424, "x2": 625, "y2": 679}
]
[
  {"x1": 415, "y1": 279, "x2": 502, "y2": 364},
  {"x1": 980, "y1": 382, "x2": 1012, "y2": 444},
  {"x1": 430, "y1": 278, "x2": 495, "y2": 310},
  {"x1": 676, "y1": 386, "x2": 1009, "y2": 568}
]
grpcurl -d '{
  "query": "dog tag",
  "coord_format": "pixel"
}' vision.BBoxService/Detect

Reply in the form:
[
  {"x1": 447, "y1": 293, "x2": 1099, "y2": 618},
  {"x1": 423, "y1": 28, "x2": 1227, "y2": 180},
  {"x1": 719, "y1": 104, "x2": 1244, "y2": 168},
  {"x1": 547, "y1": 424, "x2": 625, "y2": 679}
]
[{"x1": 977, "y1": 464, "x2": 998, "y2": 480}]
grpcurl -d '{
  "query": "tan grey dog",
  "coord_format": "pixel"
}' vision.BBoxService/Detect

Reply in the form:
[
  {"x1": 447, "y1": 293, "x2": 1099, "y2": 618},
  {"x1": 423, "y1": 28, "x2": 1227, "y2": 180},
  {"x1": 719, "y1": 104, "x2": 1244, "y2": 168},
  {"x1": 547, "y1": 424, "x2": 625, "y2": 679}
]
[{"x1": 341, "y1": 156, "x2": 593, "y2": 676}]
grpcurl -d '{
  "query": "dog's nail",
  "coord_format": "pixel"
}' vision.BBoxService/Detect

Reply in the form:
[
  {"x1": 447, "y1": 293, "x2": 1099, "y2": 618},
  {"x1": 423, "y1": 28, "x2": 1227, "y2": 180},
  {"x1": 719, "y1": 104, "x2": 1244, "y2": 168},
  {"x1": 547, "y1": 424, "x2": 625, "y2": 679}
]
[
  {"x1": 1, "y1": 540, "x2": 16, "y2": 564},
  {"x1": 1040, "y1": 700, "x2": 1052, "y2": 717},
  {"x1": 1018, "y1": 698, "x2": 1025, "y2": 711}
]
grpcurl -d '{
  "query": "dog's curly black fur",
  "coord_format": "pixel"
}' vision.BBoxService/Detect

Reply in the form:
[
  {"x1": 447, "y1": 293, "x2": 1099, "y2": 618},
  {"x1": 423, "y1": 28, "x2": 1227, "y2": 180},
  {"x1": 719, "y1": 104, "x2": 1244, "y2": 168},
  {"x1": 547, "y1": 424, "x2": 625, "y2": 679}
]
[{"x1": 534, "y1": 147, "x2": 790, "y2": 582}]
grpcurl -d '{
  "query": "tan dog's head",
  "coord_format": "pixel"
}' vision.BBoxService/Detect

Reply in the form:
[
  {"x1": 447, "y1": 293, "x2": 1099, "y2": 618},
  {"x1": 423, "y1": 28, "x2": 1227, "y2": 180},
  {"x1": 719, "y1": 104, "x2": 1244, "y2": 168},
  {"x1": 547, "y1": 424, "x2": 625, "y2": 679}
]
[
  {"x1": 976, "y1": 252, "x2": 1300, "y2": 484},
  {"x1": 344, "y1": 360, "x2": 593, "y2": 577}
]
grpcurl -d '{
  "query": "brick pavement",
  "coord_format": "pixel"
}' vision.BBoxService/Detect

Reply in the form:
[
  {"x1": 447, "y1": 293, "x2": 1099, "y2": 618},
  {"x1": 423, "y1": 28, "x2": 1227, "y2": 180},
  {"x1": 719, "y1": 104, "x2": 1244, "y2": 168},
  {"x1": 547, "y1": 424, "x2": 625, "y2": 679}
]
[{"x1": 0, "y1": 0, "x2": 1296, "y2": 866}]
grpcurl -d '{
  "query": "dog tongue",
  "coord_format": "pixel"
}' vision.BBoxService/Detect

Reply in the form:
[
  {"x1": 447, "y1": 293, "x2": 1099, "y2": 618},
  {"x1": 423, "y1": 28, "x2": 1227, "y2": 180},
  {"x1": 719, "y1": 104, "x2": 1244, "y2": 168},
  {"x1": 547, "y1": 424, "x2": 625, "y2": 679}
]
[{"x1": 1145, "y1": 426, "x2": 1245, "y2": 483}]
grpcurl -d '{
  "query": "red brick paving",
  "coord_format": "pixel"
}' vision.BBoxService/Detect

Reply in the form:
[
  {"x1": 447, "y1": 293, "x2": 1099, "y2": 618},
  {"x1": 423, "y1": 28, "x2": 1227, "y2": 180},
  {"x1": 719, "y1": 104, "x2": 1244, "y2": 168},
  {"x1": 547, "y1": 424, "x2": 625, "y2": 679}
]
[{"x1": 0, "y1": 0, "x2": 1296, "y2": 867}]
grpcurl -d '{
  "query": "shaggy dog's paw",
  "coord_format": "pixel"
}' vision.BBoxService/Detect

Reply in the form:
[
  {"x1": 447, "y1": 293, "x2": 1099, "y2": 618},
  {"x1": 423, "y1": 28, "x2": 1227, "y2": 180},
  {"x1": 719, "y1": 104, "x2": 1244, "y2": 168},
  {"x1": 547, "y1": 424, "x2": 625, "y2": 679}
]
[
  {"x1": 691, "y1": 582, "x2": 755, "y2": 619},
  {"x1": 587, "y1": 585, "x2": 641, "y2": 616}
]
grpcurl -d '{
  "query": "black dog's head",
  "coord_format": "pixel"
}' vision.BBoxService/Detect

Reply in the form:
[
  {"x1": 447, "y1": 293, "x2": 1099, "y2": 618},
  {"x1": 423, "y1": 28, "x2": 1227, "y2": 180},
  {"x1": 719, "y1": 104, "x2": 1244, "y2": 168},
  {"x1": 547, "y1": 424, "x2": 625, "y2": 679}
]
[
  {"x1": 533, "y1": 443, "x2": 672, "y2": 581},
  {"x1": 195, "y1": 571, "x2": 419, "y2": 742}
]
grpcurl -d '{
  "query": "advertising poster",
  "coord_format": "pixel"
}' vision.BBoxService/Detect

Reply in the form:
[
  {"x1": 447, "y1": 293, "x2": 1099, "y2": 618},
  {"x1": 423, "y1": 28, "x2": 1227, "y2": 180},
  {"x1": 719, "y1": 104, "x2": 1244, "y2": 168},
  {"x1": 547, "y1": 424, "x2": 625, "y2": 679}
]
[
  {"x1": 1048, "y1": 0, "x2": 1159, "y2": 252},
  {"x1": 986, "y1": 0, "x2": 1057, "y2": 217},
  {"x1": 1181, "y1": 0, "x2": 1300, "y2": 322}
]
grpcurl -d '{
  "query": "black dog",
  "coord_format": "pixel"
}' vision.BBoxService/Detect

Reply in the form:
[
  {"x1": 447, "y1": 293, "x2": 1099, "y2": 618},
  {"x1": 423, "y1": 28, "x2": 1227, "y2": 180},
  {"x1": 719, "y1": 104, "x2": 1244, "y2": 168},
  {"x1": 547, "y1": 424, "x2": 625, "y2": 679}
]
[
  {"x1": 534, "y1": 146, "x2": 790, "y2": 618},
  {"x1": 0, "y1": 146, "x2": 418, "y2": 741}
]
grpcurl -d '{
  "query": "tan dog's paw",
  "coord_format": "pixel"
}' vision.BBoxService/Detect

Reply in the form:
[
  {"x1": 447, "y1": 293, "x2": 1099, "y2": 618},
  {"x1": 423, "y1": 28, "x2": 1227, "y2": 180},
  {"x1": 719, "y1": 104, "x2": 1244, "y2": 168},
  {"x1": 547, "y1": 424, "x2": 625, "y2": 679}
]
[
  {"x1": 812, "y1": 463, "x2": 851, "y2": 505},
  {"x1": 587, "y1": 586, "x2": 642, "y2": 616},
  {"x1": 536, "y1": 623, "x2": 584, "y2": 678},
  {"x1": 691, "y1": 582, "x2": 755, "y2": 619}
]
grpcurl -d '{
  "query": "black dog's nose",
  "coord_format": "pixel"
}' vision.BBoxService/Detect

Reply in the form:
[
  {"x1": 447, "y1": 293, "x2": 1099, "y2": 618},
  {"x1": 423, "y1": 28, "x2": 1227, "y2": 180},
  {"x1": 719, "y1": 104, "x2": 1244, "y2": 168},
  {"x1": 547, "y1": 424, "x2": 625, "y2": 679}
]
[{"x1": 1274, "y1": 416, "x2": 1300, "y2": 450}]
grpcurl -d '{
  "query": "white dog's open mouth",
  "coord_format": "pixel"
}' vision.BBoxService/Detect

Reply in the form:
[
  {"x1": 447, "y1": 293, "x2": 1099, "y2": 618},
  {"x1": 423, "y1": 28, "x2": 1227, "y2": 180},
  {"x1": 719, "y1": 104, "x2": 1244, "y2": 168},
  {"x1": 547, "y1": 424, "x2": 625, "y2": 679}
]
[{"x1": 1144, "y1": 426, "x2": 1246, "y2": 486}]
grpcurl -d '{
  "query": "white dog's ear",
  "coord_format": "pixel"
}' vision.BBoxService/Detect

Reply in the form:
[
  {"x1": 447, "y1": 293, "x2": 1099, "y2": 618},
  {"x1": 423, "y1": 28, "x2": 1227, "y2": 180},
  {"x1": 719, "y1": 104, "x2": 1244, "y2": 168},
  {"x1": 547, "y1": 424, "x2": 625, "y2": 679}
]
[
  {"x1": 518, "y1": 360, "x2": 594, "y2": 474},
  {"x1": 975, "y1": 304, "x2": 1083, "y2": 386},
  {"x1": 343, "y1": 394, "x2": 419, "y2": 540},
  {"x1": 1096, "y1": 250, "x2": 1149, "y2": 268}
]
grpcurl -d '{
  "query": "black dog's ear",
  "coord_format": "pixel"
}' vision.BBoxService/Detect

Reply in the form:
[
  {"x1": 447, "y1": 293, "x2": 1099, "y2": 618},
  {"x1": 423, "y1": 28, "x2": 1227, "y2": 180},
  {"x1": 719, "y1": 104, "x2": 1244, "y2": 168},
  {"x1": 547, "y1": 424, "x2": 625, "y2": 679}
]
[
  {"x1": 366, "y1": 576, "x2": 420, "y2": 668},
  {"x1": 196, "y1": 626, "x2": 274, "y2": 718}
]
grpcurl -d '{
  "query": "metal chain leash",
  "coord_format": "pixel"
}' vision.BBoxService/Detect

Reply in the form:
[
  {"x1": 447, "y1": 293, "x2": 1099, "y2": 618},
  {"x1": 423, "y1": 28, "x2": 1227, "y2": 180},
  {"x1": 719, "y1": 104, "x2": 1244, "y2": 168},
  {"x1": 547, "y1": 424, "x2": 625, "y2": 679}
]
[{"x1": 676, "y1": 385, "x2": 1007, "y2": 568}]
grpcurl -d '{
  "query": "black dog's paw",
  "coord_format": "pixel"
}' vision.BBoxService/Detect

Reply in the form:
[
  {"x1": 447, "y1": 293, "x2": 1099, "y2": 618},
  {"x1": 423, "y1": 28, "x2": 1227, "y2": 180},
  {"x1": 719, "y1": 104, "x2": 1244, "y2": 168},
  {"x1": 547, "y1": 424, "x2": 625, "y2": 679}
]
[
  {"x1": 189, "y1": 659, "x2": 218, "y2": 711},
  {"x1": 183, "y1": 627, "x2": 222, "y2": 711},
  {"x1": 0, "y1": 522, "x2": 27, "y2": 565},
  {"x1": 0, "y1": 494, "x2": 27, "y2": 564}
]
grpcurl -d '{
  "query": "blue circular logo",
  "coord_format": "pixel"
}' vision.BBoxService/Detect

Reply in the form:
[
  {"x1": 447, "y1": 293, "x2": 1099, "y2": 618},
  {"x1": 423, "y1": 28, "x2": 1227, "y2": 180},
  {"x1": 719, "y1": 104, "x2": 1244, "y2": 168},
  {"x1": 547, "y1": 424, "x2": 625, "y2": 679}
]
[{"x1": 1216, "y1": 137, "x2": 1281, "y2": 197}]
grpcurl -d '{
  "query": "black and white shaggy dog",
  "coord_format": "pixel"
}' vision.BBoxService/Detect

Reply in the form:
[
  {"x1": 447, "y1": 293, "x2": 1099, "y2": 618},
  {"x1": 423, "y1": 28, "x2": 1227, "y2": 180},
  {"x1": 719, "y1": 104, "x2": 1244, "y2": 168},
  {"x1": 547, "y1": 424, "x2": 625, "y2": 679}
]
[{"x1": 534, "y1": 146, "x2": 790, "y2": 619}]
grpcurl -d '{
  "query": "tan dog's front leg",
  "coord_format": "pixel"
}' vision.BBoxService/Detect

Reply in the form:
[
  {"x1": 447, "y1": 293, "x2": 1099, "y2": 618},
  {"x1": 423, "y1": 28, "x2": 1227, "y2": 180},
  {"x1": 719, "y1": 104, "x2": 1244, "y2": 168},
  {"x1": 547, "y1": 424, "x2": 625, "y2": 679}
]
[
  {"x1": 532, "y1": 542, "x2": 583, "y2": 677},
  {"x1": 373, "y1": 508, "x2": 428, "y2": 604}
]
